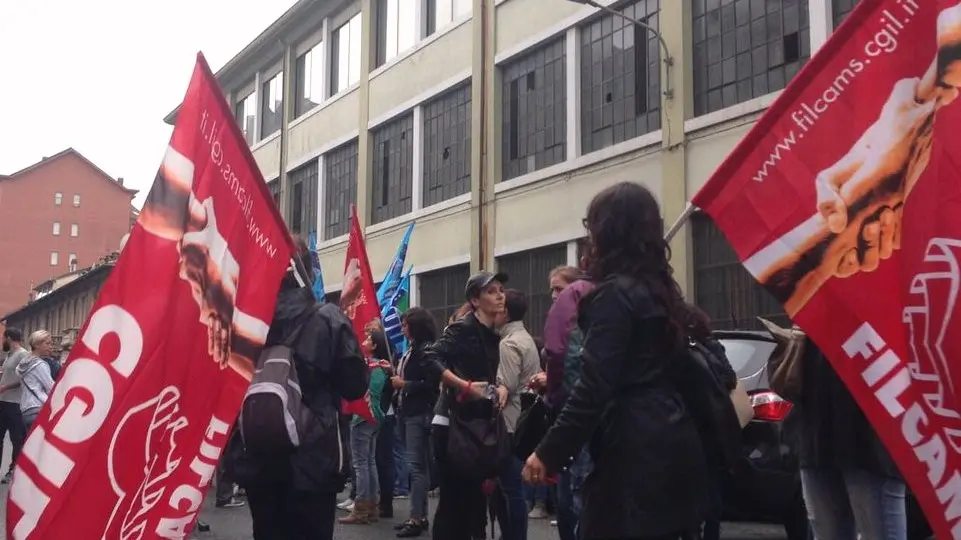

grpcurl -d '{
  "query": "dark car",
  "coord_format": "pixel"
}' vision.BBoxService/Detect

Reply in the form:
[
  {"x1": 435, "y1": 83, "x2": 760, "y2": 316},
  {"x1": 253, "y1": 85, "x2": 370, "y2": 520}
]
[{"x1": 716, "y1": 330, "x2": 933, "y2": 540}]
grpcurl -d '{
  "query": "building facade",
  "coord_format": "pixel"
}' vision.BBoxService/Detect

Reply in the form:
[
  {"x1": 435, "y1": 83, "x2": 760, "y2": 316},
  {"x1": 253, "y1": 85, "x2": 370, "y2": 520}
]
[
  {"x1": 1, "y1": 256, "x2": 115, "y2": 359},
  {"x1": 0, "y1": 149, "x2": 136, "y2": 316},
  {"x1": 167, "y1": 0, "x2": 858, "y2": 334}
]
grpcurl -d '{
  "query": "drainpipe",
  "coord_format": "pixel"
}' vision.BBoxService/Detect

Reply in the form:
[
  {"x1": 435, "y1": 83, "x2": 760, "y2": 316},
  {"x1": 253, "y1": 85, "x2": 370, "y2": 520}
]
[
  {"x1": 471, "y1": 0, "x2": 496, "y2": 272},
  {"x1": 278, "y1": 39, "x2": 296, "y2": 224}
]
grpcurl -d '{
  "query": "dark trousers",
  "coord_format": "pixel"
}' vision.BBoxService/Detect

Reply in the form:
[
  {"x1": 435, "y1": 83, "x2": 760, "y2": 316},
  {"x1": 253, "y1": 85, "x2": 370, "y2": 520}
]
[
  {"x1": 495, "y1": 454, "x2": 528, "y2": 540},
  {"x1": 0, "y1": 401, "x2": 25, "y2": 473},
  {"x1": 432, "y1": 423, "x2": 487, "y2": 540},
  {"x1": 246, "y1": 484, "x2": 337, "y2": 540},
  {"x1": 377, "y1": 415, "x2": 397, "y2": 514}
]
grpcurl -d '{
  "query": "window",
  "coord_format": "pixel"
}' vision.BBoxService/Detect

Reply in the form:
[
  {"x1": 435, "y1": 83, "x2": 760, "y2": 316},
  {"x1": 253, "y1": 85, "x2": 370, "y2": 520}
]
[
  {"x1": 580, "y1": 0, "x2": 661, "y2": 154},
  {"x1": 692, "y1": 0, "x2": 810, "y2": 116},
  {"x1": 323, "y1": 140, "x2": 359, "y2": 239},
  {"x1": 52, "y1": 222, "x2": 61, "y2": 236},
  {"x1": 235, "y1": 91, "x2": 257, "y2": 145},
  {"x1": 376, "y1": 0, "x2": 418, "y2": 67},
  {"x1": 495, "y1": 243, "x2": 568, "y2": 337},
  {"x1": 267, "y1": 179, "x2": 281, "y2": 208},
  {"x1": 50, "y1": 252, "x2": 59, "y2": 266},
  {"x1": 423, "y1": 83, "x2": 472, "y2": 206},
  {"x1": 501, "y1": 39, "x2": 567, "y2": 182},
  {"x1": 691, "y1": 213, "x2": 788, "y2": 330},
  {"x1": 68, "y1": 254, "x2": 77, "y2": 270},
  {"x1": 425, "y1": 0, "x2": 471, "y2": 36},
  {"x1": 73, "y1": 194, "x2": 81, "y2": 207},
  {"x1": 418, "y1": 264, "x2": 471, "y2": 328},
  {"x1": 331, "y1": 14, "x2": 363, "y2": 95},
  {"x1": 295, "y1": 42, "x2": 325, "y2": 117},
  {"x1": 371, "y1": 114, "x2": 414, "y2": 224},
  {"x1": 289, "y1": 160, "x2": 319, "y2": 235},
  {"x1": 261, "y1": 72, "x2": 284, "y2": 138},
  {"x1": 54, "y1": 192, "x2": 63, "y2": 206},
  {"x1": 70, "y1": 223, "x2": 78, "y2": 237},
  {"x1": 833, "y1": 0, "x2": 859, "y2": 29}
]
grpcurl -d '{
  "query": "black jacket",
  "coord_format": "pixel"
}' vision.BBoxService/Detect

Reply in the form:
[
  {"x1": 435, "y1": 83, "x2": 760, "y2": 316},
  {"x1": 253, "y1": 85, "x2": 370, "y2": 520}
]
[
  {"x1": 397, "y1": 340, "x2": 441, "y2": 418},
  {"x1": 535, "y1": 276, "x2": 709, "y2": 539},
  {"x1": 426, "y1": 312, "x2": 501, "y2": 420},
  {"x1": 233, "y1": 287, "x2": 368, "y2": 493}
]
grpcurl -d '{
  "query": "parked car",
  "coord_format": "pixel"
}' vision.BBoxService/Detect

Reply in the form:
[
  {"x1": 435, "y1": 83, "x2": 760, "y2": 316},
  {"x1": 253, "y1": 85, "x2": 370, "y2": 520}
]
[{"x1": 716, "y1": 330, "x2": 933, "y2": 540}]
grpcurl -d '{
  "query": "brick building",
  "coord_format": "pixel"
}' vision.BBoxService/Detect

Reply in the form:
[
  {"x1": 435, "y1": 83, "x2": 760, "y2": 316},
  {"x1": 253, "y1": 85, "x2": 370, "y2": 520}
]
[{"x1": 0, "y1": 149, "x2": 136, "y2": 315}]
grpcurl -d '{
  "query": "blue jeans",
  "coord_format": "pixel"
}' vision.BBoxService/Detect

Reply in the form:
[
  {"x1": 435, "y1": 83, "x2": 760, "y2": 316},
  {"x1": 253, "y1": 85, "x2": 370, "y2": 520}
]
[
  {"x1": 350, "y1": 422, "x2": 380, "y2": 500},
  {"x1": 801, "y1": 467, "x2": 907, "y2": 540},
  {"x1": 394, "y1": 416, "x2": 410, "y2": 496},
  {"x1": 556, "y1": 447, "x2": 593, "y2": 540},
  {"x1": 523, "y1": 482, "x2": 548, "y2": 505},
  {"x1": 403, "y1": 414, "x2": 432, "y2": 520},
  {"x1": 496, "y1": 454, "x2": 528, "y2": 540}
]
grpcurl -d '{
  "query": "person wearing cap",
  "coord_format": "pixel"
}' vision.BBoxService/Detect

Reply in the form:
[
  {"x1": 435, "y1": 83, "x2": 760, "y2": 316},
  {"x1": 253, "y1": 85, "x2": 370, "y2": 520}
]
[{"x1": 425, "y1": 271, "x2": 507, "y2": 540}]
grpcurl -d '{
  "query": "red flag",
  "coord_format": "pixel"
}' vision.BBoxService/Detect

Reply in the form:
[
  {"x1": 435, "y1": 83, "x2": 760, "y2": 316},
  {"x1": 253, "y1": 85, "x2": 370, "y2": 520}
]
[
  {"x1": 340, "y1": 205, "x2": 381, "y2": 423},
  {"x1": 693, "y1": 2, "x2": 961, "y2": 538},
  {"x1": 6, "y1": 53, "x2": 294, "y2": 540}
]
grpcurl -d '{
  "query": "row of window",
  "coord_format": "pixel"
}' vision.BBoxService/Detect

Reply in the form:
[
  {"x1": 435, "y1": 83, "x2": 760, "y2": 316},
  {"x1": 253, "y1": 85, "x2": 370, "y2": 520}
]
[
  {"x1": 49, "y1": 252, "x2": 78, "y2": 269},
  {"x1": 234, "y1": 0, "x2": 471, "y2": 145},
  {"x1": 51, "y1": 222, "x2": 80, "y2": 237},
  {"x1": 53, "y1": 192, "x2": 81, "y2": 207}
]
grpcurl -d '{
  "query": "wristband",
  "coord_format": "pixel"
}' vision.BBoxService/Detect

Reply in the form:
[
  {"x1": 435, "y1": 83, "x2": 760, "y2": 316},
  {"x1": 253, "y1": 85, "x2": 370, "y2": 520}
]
[{"x1": 457, "y1": 381, "x2": 472, "y2": 402}]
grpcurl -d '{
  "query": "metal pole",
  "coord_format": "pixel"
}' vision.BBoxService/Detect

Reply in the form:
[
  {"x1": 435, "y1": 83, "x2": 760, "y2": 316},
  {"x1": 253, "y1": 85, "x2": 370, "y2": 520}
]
[{"x1": 665, "y1": 202, "x2": 697, "y2": 242}]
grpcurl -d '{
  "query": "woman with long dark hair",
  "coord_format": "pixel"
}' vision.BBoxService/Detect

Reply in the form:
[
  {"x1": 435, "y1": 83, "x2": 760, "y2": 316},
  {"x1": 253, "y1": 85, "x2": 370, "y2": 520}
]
[
  {"x1": 522, "y1": 182, "x2": 709, "y2": 540},
  {"x1": 392, "y1": 307, "x2": 441, "y2": 537}
]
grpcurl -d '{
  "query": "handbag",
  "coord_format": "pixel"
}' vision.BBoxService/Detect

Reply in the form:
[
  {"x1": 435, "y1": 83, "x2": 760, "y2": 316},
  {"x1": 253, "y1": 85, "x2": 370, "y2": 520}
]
[
  {"x1": 512, "y1": 395, "x2": 551, "y2": 459},
  {"x1": 446, "y1": 403, "x2": 510, "y2": 481},
  {"x1": 730, "y1": 379, "x2": 754, "y2": 428},
  {"x1": 758, "y1": 318, "x2": 807, "y2": 401}
]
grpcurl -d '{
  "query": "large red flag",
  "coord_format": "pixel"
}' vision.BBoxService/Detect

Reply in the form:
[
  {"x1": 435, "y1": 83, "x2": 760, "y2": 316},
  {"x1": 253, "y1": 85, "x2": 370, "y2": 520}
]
[
  {"x1": 6, "y1": 53, "x2": 294, "y2": 540},
  {"x1": 693, "y1": 1, "x2": 961, "y2": 538},
  {"x1": 340, "y1": 205, "x2": 381, "y2": 422}
]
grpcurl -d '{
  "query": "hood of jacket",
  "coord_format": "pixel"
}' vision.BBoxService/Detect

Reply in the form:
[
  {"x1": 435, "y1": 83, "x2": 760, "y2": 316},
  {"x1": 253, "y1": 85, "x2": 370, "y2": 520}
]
[
  {"x1": 266, "y1": 287, "x2": 317, "y2": 344},
  {"x1": 16, "y1": 355, "x2": 45, "y2": 377}
]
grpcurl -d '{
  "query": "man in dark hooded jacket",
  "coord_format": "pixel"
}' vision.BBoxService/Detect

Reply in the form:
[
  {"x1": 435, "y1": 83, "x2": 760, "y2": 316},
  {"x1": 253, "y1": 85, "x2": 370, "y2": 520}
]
[{"x1": 232, "y1": 236, "x2": 368, "y2": 540}]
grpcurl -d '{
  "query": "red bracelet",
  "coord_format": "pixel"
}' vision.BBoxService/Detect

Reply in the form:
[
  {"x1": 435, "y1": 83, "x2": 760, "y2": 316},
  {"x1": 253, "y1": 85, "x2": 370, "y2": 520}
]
[{"x1": 457, "y1": 381, "x2": 472, "y2": 402}]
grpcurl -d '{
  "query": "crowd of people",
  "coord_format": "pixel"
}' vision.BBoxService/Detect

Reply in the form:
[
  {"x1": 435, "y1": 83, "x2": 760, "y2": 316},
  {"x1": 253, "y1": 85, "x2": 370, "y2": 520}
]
[{"x1": 0, "y1": 180, "x2": 912, "y2": 540}]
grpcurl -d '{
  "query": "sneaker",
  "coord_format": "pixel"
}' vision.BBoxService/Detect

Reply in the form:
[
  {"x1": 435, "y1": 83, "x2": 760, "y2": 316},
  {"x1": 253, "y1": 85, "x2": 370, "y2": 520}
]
[
  {"x1": 550, "y1": 520, "x2": 558, "y2": 527},
  {"x1": 215, "y1": 497, "x2": 246, "y2": 509},
  {"x1": 528, "y1": 504, "x2": 549, "y2": 519},
  {"x1": 337, "y1": 498, "x2": 355, "y2": 511},
  {"x1": 394, "y1": 493, "x2": 410, "y2": 500},
  {"x1": 396, "y1": 519, "x2": 427, "y2": 537}
]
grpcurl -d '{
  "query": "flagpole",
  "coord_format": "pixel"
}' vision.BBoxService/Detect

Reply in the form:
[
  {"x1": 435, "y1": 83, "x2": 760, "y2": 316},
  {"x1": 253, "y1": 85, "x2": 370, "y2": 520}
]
[{"x1": 665, "y1": 202, "x2": 697, "y2": 242}]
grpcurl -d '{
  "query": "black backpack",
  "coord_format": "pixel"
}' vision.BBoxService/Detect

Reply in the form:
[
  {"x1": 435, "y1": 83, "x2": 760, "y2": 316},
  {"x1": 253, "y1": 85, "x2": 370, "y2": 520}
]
[{"x1": 674, "y1": 339, "x2": 743, "y2": 471}]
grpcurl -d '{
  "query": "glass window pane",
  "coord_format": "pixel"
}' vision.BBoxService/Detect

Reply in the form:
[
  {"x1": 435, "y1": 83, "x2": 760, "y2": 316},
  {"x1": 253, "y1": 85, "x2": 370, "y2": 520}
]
[
  {"x1": 296, "y1": 42, "x2": 325, "y2": 117},
  {"x1": 261, "y1": 71, "x2": 284, "y2": 138},
  {"x1": 337, "y1": 24, "x2": 351, "y2": 92},
  {"x1": 386, "y1": 0, "x2": 399, "y2": 61},
  {"x1": 453, "y1": 0, "x2": 471, "y2": 19},
  {"x1": 397, "y1": 0, "x2": 417, "y2": 54},
  {"x1": 234, "y1": 91, "x2": 256, "y2": 144},
  {"x1": 436, "y1": 0, "x2": 453, "y2": 30}
]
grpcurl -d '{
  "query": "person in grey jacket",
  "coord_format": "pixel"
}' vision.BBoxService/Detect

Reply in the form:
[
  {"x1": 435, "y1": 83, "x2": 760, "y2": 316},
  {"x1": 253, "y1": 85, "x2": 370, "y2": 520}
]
[{"x1": 17, "y1": 331, "x2": 56, "y2": 431}]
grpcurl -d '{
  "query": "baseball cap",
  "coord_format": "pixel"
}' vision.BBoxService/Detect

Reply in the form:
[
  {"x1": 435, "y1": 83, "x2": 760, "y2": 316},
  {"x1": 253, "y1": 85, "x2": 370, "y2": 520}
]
[{"x1": 465, "y1": 271, "x2": 508, "y2": 299}]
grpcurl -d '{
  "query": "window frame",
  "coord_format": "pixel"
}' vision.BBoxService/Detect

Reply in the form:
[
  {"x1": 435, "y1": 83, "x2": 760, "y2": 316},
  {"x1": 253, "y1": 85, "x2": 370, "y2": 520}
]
[
  {"x1": 376, "y1": 0, "x2": 419, "y2": 67},
  {"x1": 494, "y1": 243, "x2": 568, "y2": 337},
  {"x1": 72, "y1": 194, "x2": 81, "y2": 207},
  {"x1": 70, "y1": 223, "x2": 78, "y2": 237},
  {"x1": 54, "y1": 192, "x2": 63, "y2": 206},
  {"x1": 331, "y1": 13, "x2": 363, "y2": 96},
  {"x1": 323, "y1": 140, "x2": 359, "y2": 240},
  {"x1": 422, "y1": 82, "x2": 472, "y2": 207},
  {"x1": 260, "y1": 70, "x2": 284, "y2": 139},
  {"x1": 417, "y1": 264, "x2": 471, "y2": 329},
  {"x1": 52, "y1": 222, "x2": 61, "y2": 236},
  {"x1": 50, "y1": 252, "x2": 59, "y2": 267},
  {"x1": 234, "y1": 88, "x2": 257, "y2": 145},
  {"x1": 295, "y1": 40, "x2": 326, "y2": 118},
  {"x1": 371, "y1": 114, "x2": 415, "y2": 224}
]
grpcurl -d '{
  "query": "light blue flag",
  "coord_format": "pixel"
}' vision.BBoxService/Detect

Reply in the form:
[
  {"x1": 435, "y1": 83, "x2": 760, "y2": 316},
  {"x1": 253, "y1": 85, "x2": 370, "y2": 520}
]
[
  {"x1": 308, "y1": 232, "x2": 326, "y2": 302},
  {"x1": 382, "y1": 266, "x2": 412, "y2": 355},
  {"x1": 376, "y1": 222, "x2": 415, "y2": 306}
]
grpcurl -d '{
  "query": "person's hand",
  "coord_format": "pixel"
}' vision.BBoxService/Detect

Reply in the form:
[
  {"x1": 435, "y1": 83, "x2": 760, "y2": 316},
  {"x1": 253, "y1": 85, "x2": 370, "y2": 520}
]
[
  {"x1": 816, "y1": 78, "x2": 938, "y2": 235},
  {"x1": 496, "y1": 386, "x2": 509, "y2": 409},
  {"x1": 377, "y1": 359, "x2": 393, "y2": 371},
  {"x1": 178, "y1": 197, "x2": 239, "y2": 368},
  {"x1": 834, "y1": 203, "x2": 903, "y2": 277},
  {"x1": 522, "y1": 453, "x2": 549, "y2": 485},
  {"x1": 390, "y1": 376, "x2": 405, "y2": 389},
  {"x1": 528, "y1": 372, "x2": 547, "y2": 390}
]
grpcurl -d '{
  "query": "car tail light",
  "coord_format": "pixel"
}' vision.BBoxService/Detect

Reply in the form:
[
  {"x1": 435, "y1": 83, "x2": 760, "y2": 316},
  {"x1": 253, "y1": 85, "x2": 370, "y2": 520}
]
[{"x1": 750, "y1": 391, "x2": 793, "y2": 422}]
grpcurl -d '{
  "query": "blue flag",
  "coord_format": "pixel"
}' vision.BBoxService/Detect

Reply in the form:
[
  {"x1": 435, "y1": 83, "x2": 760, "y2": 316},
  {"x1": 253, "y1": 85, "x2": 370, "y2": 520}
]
[
  {"x1": 377, "y1": 222, "x2": 415, "y2": 306},
  {"x1": 382, "y1": 266, "x2": 412, "y2": 355},
  {"x1": 308, "y1": 231, "x2": 326, "y2": 302}
]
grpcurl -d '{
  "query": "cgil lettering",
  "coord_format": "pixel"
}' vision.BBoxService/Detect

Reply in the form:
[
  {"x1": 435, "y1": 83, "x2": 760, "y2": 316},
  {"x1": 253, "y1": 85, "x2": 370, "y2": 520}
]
[
  {"x1": 843, "y1": 323, "x2": 961, "y2": 539},
  {"x1": 9, "y1": 304, "x2": 145, "y2": 540},
  {"x1": 155, "y1": 415, "x2": 231, "y2": 539}
]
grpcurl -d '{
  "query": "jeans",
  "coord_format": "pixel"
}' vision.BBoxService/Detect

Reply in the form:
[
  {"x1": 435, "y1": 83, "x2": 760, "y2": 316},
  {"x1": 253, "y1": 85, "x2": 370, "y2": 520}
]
[
  {"x1": 556, "y1": 447, "x2": 592, "y2": 540},
  {"x1": 0, "y1": 401, "x2": 25, "y2": 474},
  {"x1": 524, "y1": 482, "x2": 548, "y2": 505},
  {"x1": 395, "y1": 416, "x2": 411, "y2": 496},
  {"x1": 377, "y1": 415, "x2": 397, "y2": 512},
  {"x1": 403, "y1": 414, "x2": 432, "y2": 520},
  {"x1": 801, "y1": 467, "x2": 907, "y2": 540},
  {"x1": 247, "y1": 484, "x2": 336, "y2": 540},
  {"x1": 350, "y1": 421, "x2": 380, "y2": 500},
  {"x1": 496, "y1": 454, "x2": 529, "y2": 540}
]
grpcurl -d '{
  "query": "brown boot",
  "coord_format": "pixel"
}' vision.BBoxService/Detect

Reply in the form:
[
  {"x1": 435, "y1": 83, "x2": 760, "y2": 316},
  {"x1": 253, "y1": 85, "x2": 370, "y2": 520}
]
[
  {"x1": 338, "y1": 499, "x2": 370, "y2": 525},
  {"x1": 368, "y1": 497, "x2": 379, "y2": 522}
]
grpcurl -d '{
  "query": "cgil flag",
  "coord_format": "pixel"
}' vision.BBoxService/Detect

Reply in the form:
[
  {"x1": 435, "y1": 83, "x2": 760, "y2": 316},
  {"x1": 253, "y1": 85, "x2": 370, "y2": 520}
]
[
  {"x1": 692, "y1": 2, "x2": 961, "y2": 538},
  {"x1": 6, "y1": 53, "x2": 294, "y2": 540},
  {"x1": 382, "y1": 266, "x2": 412, "y2": 355},
  {"x1": 376, "y1": 222, "x2": 415, "y2": 307},
  {"x1": 308, "y1": 231, "x2": 326, "y2": 302}
]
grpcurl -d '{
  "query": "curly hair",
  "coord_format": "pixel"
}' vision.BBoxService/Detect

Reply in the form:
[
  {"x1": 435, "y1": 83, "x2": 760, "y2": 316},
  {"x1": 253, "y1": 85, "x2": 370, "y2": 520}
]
[
  {"x1": 582, "y1": 182, "x2": 688, "y2": 352},
  {"x1": 402, "y1": 306, "x2": 438, "y2": 344}
]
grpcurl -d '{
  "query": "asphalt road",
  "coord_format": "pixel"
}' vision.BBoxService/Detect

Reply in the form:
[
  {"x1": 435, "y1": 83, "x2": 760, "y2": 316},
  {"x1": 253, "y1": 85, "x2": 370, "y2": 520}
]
[{"x1": 0, "y1": 436, "x2": 786, "y2": 540}]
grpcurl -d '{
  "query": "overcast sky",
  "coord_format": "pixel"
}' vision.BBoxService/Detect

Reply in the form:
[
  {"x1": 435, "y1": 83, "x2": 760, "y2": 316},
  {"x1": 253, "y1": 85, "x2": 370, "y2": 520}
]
[{"x1": 0, "y1": 0, "x2": 298, "y2": 207}]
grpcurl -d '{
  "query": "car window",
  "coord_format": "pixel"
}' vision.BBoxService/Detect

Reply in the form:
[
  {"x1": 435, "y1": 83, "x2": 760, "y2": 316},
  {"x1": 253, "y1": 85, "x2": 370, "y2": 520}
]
[{"x1": 718, "y1": 338, "x2": 777, "y2": 379}]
